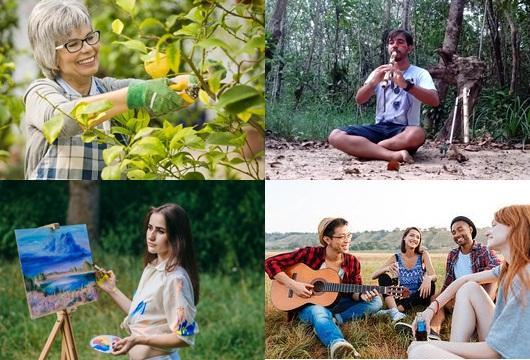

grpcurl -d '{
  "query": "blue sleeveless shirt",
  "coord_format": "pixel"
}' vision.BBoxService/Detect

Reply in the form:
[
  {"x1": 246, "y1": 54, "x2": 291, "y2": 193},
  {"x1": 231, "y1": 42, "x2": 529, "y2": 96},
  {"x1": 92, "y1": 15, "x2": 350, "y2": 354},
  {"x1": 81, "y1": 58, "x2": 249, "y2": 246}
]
[{"x1": 396, "y1": 253, "x2": 424, "y2": 293}]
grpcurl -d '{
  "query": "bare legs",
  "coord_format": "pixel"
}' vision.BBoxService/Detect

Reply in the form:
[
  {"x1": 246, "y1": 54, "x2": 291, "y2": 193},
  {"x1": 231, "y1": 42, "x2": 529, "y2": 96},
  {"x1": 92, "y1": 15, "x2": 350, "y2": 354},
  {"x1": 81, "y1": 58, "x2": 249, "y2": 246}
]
[
  {"x1": 328, "y1": 127, "x2": 425, "y2": 163},
  {"x1": 407, "y1": 282, "x2": 497, "y2": 359},
  {"x1": 450, "y1": 282, "x2": 495, "y2": 342}
]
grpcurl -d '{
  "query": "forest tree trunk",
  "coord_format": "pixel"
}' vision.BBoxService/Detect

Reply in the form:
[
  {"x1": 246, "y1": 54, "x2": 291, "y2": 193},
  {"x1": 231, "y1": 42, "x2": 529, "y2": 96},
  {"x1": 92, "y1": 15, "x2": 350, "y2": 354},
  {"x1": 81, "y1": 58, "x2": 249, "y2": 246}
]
[
  {"x1": 266, "y1": 0, "x2": 288, "y2": 101},
  {"x1": 67, "y1": 181, "x2": 100, "y2": 245},
  {"x1": 504, "y1": 5, "x2": 520, "y2": 95},
  {"x1": 429, "y1": 54, "x2": 486, "y2": 141},
  {"x1": 486, "y1": 0, "x2": 505, "y2": 87}
]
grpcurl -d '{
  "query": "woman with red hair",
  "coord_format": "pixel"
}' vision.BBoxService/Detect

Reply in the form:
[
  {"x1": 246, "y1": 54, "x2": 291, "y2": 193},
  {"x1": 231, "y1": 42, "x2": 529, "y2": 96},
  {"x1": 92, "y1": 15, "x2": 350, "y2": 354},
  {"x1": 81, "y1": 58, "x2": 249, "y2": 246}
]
[{"x1": 407, "y1": 204, "x2": 530, "y2": 358}]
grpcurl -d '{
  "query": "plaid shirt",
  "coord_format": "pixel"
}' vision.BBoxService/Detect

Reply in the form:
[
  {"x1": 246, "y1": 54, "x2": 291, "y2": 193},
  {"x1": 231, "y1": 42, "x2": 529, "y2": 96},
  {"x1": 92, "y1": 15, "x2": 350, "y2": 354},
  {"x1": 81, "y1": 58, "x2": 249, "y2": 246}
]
[
  {"x1": 442, "y1": 241, "x2": 501, "y2": 291},
  {"x1": 26, "y1": 77, "x2": 111, "y2": 180},
  {"x1": 265, "y1": 246, "x2": 362, "y2": 287}
]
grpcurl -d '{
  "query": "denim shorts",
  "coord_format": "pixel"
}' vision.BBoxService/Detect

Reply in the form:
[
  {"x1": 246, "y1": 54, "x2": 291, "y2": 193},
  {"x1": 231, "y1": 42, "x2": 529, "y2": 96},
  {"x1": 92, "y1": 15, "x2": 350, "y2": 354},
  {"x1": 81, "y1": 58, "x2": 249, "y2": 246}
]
[
  {"x1": 339, "y1": 122, "x2": 407, "y2": 144},
  {"x1": 146, "y1": 352, "x2": 180, "y2": 360},
  {"x1": 339, "y1": 122, "x2": 423, "y2": 154}
]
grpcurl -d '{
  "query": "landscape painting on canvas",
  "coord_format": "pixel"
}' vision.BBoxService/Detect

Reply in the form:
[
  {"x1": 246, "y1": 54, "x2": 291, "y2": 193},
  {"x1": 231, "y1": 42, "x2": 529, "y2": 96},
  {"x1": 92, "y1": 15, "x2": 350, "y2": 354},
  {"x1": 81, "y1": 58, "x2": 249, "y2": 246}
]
[{"x1": 15, "y1": 225, "x2": 98, "y2": 319}]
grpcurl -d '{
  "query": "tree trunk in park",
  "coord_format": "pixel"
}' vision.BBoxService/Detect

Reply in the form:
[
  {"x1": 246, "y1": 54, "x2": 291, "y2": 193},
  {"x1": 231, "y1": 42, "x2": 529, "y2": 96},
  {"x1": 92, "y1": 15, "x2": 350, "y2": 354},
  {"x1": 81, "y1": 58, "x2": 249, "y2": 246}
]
[
  {"x1": 429, "y1": 53, "x2": 486, "y2": 141},
  {"x1": 486, "y1": 0, "x2": 505, "y2": 87},
  {"x1": 401, "y1": 0, "x2": 412, "y2": 31},
  {"x1": 293, "y1": 0, "x2": 322, "y2": 109},
  {"x1": 67, "y1": 181, "x2": 100, "y2": 245},
  {"x1": 504, "y1": 5, "x2": 520, "y2": 95},
  {"x1": 266, "y1": 0, "x2": 288, "y2": 101},
  {"x1": 436, "y1": 0, "x2": 465, "y2": 103}
]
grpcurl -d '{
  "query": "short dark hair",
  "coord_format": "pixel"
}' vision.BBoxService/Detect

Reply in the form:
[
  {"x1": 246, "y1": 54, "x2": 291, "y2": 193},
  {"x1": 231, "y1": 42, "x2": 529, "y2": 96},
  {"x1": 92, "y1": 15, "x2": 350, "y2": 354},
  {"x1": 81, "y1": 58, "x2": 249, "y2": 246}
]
[
  {"x1": 323, "y1": 218, "x2": 348, "y2": 238},
  {"x1": 400, "y1": 227, "x2": 423, "y2": 254},
  {"x1": 388, "y1": 29, "x2": 414, "y2": 46}
]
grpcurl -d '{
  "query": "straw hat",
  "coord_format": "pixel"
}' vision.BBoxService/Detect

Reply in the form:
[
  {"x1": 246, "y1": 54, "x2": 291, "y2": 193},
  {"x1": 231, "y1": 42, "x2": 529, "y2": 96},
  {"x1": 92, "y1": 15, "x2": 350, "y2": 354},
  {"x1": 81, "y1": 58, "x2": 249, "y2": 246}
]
[{"x1": 318, "y1": 217, "x2": 339, "y2": 246}]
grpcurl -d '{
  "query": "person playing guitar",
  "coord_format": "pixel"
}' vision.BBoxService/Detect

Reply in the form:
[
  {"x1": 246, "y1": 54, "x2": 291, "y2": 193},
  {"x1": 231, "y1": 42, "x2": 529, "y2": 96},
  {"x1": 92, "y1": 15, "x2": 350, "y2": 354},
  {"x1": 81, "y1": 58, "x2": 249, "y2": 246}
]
[{"x1": 265, "y1": 217, "x2": 383, "y2": 359}]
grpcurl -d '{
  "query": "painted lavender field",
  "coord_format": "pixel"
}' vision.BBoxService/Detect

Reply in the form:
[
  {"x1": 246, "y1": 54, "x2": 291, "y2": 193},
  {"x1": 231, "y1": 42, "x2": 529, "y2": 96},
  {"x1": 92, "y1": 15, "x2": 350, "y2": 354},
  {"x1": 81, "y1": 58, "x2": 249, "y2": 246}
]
[{"x1": 15, "y1": 225, "x2": 98, "y2": 319}]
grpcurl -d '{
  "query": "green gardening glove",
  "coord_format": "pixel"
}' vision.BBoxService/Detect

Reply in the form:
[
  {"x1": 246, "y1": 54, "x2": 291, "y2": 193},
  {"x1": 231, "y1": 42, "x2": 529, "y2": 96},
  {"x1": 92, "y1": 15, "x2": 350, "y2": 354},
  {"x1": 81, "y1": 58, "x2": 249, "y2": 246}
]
[{"x1": 127, "y1": 78, "x2": 188, "y2": 115}]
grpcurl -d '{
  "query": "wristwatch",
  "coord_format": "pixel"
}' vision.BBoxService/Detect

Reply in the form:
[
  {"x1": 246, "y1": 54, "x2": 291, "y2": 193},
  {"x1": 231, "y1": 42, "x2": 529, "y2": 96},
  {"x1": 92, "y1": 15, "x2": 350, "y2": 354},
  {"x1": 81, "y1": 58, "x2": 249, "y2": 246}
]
[{"x1": 404, "y1": 80, "x2": 414, "y2": 92}]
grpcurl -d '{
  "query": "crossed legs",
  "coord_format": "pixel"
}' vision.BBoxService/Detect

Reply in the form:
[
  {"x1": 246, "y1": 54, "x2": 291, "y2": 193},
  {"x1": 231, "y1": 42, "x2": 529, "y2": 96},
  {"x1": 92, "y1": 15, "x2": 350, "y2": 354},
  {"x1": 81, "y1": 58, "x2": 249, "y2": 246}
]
[{"x1": 328, "y1": 126, "x2": 425, "y2": 163}]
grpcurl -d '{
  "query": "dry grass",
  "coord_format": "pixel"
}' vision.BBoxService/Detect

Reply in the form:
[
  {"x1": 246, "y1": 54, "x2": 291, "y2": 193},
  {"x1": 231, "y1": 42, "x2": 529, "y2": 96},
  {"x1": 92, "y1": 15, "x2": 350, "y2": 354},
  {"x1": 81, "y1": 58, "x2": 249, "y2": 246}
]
[{"x1": 265, "y1": 252, "x2": 450, "y2": 359}]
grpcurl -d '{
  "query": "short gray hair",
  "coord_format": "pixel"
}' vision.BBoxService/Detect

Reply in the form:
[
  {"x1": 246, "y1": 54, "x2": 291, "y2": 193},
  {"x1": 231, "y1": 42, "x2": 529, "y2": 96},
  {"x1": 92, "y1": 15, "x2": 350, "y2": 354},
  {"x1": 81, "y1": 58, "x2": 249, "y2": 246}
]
[{"x1": 28, "y1": 0, "x2": 92, "y2": 79}]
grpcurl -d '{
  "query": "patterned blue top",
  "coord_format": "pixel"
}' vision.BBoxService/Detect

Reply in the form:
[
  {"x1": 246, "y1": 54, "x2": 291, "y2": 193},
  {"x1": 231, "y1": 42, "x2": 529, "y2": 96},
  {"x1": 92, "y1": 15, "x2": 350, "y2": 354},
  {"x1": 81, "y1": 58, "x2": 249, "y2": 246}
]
[{"x1": 396, "y1": 253, "x2": 425, "y2": 294}]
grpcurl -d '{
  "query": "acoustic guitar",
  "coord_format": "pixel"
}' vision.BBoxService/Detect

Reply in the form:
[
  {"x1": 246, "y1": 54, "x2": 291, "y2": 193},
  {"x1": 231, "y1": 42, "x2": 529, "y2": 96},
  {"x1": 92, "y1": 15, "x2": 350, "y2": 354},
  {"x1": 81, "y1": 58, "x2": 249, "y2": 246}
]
[{"x1": 271, "y1": 263, "x2": 410, "y2": 311}]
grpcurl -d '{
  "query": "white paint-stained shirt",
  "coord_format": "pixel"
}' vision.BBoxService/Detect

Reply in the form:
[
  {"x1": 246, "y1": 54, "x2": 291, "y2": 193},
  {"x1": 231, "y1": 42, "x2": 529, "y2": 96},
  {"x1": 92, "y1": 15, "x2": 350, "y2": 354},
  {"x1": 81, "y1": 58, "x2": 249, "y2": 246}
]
[{"x1": 121, "y1": 260, "x2": 198, "y2": 352}]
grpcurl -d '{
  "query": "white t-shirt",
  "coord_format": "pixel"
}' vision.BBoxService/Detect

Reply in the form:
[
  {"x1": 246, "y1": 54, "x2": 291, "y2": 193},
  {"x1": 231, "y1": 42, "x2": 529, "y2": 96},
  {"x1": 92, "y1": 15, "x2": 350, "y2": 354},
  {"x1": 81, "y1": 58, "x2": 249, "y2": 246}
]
[
  {"x1": 453, "y1": 252, "x2": 473, "y2": 279},
  {"x1": 121, "y1": 260, "x2": 198, "y2": 351},
  {"x1": 365, "y1": 64, "x2": 437, "y2": 126}
]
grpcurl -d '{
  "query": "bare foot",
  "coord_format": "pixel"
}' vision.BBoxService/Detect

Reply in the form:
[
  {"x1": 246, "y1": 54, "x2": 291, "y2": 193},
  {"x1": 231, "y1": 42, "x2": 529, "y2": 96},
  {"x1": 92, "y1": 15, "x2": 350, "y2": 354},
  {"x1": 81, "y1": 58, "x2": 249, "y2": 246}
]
[{"x1": 398, "y1": 150, "x2": 414, "y2": 164}]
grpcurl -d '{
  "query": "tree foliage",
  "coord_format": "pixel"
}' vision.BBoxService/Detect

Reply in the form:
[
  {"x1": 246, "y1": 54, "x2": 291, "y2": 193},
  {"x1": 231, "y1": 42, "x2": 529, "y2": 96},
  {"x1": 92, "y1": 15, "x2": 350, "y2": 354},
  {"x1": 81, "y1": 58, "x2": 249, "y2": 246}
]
[{"x1": 0, "y1": 181, "x2": 264, "y2": 273}]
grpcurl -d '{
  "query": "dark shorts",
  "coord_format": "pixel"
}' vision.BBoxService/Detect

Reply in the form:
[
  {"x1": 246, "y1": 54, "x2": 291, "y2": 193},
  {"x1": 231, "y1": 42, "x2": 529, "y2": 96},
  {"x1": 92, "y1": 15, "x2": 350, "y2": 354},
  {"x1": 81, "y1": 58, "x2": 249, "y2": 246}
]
[{"x1": 339, "y1": 122, "x2": 422, "y2": 154}]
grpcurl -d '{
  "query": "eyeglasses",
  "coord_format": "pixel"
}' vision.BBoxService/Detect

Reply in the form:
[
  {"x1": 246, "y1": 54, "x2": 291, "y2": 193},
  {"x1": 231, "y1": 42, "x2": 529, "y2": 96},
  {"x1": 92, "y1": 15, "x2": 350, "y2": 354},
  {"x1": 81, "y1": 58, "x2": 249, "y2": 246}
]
[
  {"x1": 331, "y1": 233, "x2": 352, "y2": 240},
  {"x1": 55, "y1": 30, "x2": 100, "y2": 53}
]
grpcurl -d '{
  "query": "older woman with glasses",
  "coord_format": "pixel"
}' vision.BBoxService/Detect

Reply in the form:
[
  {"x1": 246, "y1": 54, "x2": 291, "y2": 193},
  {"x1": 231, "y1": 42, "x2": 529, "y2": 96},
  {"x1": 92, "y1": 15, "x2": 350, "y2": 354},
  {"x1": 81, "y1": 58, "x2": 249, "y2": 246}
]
[{"x1": 25, "y1": 0, "x2": 194, "y2": 179}]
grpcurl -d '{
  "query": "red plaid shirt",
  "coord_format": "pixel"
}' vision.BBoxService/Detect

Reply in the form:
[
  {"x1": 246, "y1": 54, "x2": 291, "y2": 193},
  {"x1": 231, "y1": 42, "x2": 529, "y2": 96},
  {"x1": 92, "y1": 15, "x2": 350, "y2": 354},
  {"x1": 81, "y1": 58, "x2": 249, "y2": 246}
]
[
  {"x1": 441, "y1": 240, "x2": 501, "y2": 291},
  {"x1": 265, "y1": 246, "x2": 362, "y2": 286}
]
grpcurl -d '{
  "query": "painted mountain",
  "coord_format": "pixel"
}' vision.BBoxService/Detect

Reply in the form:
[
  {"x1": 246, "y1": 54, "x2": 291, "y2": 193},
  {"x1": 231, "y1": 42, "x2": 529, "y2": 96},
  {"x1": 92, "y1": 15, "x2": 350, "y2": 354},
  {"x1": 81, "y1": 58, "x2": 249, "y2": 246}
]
[{"x1": 14, "y1": 224, "x2": 98, "y2": 319}]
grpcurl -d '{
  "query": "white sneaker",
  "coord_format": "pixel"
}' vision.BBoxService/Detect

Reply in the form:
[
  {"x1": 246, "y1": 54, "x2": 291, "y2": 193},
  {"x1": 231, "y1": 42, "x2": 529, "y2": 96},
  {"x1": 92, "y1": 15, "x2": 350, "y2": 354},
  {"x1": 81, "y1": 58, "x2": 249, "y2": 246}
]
[
  {"x1": 391, "y1": 310, "x2": 406, "y2": 322},
  {"x1": 330, "y1": 340, "x2": 359, "y2": 359}
]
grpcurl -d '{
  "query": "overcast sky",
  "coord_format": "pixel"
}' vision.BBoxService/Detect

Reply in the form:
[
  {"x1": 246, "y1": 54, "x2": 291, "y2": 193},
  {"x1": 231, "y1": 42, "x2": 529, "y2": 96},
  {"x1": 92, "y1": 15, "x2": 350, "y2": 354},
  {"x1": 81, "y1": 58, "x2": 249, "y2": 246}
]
[{"x1": 266, "y1": 180, "x2": 530, "y2": 233}]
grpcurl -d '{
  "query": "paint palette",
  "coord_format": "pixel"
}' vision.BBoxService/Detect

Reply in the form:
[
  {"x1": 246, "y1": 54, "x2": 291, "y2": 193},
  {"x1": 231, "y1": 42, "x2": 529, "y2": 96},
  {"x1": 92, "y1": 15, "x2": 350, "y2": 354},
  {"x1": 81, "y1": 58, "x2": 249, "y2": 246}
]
[{"x1": 90, "y1": 335, "x2": 120, "y2": 354}]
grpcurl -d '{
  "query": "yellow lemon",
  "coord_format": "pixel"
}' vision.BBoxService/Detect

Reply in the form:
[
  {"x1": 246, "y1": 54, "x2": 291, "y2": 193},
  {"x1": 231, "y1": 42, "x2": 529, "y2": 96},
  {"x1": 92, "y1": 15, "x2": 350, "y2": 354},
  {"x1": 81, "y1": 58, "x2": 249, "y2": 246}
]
[
  {"x1": 169, "y1": 75, "x2": 191, "y2": 91},
  {"x1": 144, "y1": 53, "x2": 169, "y2": 78}
]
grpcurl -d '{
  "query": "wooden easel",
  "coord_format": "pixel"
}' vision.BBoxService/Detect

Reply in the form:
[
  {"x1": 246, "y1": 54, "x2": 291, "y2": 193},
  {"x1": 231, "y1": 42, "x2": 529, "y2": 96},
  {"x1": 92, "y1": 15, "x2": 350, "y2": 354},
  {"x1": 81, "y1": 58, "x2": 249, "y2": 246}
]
[
  {"x1": 37, "y1": 223, "x2": 79, "y2": 360},
  {"x1": 38, "y1": 309, "x2": 78, "y2": 360}
]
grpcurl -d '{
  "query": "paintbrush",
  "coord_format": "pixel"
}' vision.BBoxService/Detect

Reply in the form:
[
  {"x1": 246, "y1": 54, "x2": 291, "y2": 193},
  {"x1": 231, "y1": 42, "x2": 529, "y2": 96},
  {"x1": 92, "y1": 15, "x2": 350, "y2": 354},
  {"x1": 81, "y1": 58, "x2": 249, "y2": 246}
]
[{"x1": 94, "y1": 264, "x2": 111, "y2": 285}]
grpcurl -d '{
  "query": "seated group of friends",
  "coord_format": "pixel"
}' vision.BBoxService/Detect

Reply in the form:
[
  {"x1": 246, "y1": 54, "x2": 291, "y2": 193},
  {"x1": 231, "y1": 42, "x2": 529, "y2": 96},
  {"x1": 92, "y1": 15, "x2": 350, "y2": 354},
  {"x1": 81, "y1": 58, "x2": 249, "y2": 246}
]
[{"x1": 265, "y1": 205, "x2": 530, "y2": 359}]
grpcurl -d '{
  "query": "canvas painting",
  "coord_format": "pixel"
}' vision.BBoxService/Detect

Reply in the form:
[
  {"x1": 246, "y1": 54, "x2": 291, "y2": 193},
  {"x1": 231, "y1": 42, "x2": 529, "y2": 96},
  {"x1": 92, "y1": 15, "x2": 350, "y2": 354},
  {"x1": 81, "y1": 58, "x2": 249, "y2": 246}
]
[{"x1": 15, "y1": 224, "x2": 98, "y2": 319}]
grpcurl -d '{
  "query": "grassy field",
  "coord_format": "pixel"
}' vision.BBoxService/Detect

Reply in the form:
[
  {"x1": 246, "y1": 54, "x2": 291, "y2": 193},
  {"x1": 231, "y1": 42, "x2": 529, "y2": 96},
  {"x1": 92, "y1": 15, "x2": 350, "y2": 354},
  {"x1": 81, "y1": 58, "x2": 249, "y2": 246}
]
[
  {"x1": 0, "y1": 254, "x2": 263, "y2": 360},
  {"x1": 266, "y1": 101, "x2": 375, "y2": 140},
  {"x1": 265, "y1": 252, "x2": 449, "y2": 359}
]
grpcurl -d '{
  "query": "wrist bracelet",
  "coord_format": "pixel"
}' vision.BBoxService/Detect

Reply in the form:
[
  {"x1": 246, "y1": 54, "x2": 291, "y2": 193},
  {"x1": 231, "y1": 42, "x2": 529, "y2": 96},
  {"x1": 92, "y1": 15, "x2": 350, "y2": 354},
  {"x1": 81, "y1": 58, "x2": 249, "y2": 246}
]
[{"x1": 432, "y1": 299, "x2": 440, "y2": 313}]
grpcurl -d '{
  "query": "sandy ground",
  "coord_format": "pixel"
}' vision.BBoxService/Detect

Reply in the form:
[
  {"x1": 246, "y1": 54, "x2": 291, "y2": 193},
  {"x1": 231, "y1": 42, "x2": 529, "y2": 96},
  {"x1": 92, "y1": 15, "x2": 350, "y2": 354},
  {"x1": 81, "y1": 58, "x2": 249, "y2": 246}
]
[{"x1": 266, "y1": 136, "x2": 530, "y2": 180}]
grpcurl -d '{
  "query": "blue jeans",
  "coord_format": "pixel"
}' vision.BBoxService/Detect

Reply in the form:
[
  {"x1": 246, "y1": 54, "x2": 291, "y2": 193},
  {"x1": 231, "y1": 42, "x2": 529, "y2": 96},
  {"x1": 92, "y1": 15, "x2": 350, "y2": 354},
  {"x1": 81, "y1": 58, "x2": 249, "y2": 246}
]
[{"x1": 298, "y1": 296, "x2": 382, "y2": 348}]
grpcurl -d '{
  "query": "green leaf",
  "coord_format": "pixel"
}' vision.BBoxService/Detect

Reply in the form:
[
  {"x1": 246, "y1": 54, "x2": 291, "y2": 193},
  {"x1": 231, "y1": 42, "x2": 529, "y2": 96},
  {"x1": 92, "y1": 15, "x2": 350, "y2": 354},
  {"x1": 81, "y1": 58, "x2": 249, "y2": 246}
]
[
  {"x1": 120, "y1": 159, "x2": 147, "y2": 171},
  {"x1": 81, "y1": 130, "x2": 97, "y2": 143},
  {"x1": 115, "y1": 40, "x2": 147, "y2": 54},
  {"x1": 42, "y1": 115, "x2": 64, "y2": 144},
  {"x1": 139, "y1": 18, "x2": 165, "y2": 32},
  {"x1": 116, "y1": 0, "x2": 135, "y2": 15},
  {"x1": 103, "y1": 145, "x2": 124, "y2": 165},
  {"x1": 166, "y1": 15, "x2": 178, "y2": 29},
  {"x1": 126, "y1": 169, "x2": 146, "y2": 180},
  {"x1": 206, "y1": 132, "x2": 239, "y2": 146},
  {"x1": 208, "y1": 75, "x2": 221, "y2": 95},
  {"x1": 166, "y1": 41, "x2": 180, "y2": 74},
  {"x1": 80, "y1": 100, "x2": 113, "y2": 115},
  {"x1": 184, "y1": 7, "x2": 204, "y2": 23},
  {"x1": 174, "y1": 23, "x2": 200, "y2": 37},
  {"x1": 135, "y1": 108, "x2": 150, "y2": 131},
  {"x1": 217, "y1": 85, "x2": 264, "y2": 114},
  {"x1": 101, "y1": 164, "x2": 122, "y2": 180},
  {"x1": 169, "y1": 127, "x2": 196, "y2": 150},
  {"x1": 131, "y1": 127, "x2": 158, "y2": 143},
  {"x1": 0, "y1": 150, "x2": 10, "y2": 159},
  {"x1": 182, "y1": 171, "x2": 205, "y2": 180},
  {"x1": 197, "y1": 38, "x2": 229, "y2": 50},
  {"x1": 111, "y1": 126, "x2": 132, "y2": 136},
  {"x1": 129, "y1": 136, "x2": 166, "y2": 158},
  {"x1": 112, "y1": 19, "x2": 124, "y2": 35}
]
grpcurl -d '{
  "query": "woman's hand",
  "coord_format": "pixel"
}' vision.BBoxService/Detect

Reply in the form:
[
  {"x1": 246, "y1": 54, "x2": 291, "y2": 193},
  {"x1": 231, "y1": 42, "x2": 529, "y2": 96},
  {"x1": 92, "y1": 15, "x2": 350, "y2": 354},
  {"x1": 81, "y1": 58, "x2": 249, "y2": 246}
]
[
  {"x1": 386, "y1": 262, "x2": 399, "y2": 278},
  {"x1": 411, "y1": 306, "x2": 435, "y2": 337},
  {"x1": 418, "y1": 276, "x2": 431, "y2": 298},
  {"x1": 111, "y1": 335, "x2": 137, "y2": 356},
  {"x1": 95, "y1": 266, "x2": 117, "y2": 294}
]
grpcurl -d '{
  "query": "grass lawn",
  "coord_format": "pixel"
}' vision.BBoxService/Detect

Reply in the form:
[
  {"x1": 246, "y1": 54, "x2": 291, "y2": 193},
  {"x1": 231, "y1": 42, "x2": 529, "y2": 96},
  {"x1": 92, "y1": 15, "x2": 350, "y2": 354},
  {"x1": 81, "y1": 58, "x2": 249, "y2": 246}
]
[
  {"x1": 0, "y1": 253, "x2": 263, "y2": 360},
  {"x1": 265, "y1": 252, "x2": 450, "y2": 359}
]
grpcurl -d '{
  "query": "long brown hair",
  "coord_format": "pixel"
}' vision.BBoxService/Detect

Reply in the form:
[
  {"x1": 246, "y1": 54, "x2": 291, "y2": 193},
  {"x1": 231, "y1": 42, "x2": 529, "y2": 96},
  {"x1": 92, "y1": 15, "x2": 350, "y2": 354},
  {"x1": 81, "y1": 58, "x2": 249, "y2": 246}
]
[
  {"x1": 494, "y1": 205, "x2": 530, "y2": 304},
  {"x1": 400, "y1": 227, "x2": 423, "y2": 254},
  {"x1": 143, "y1": 204, "x2": 200, "y2": 305}
]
